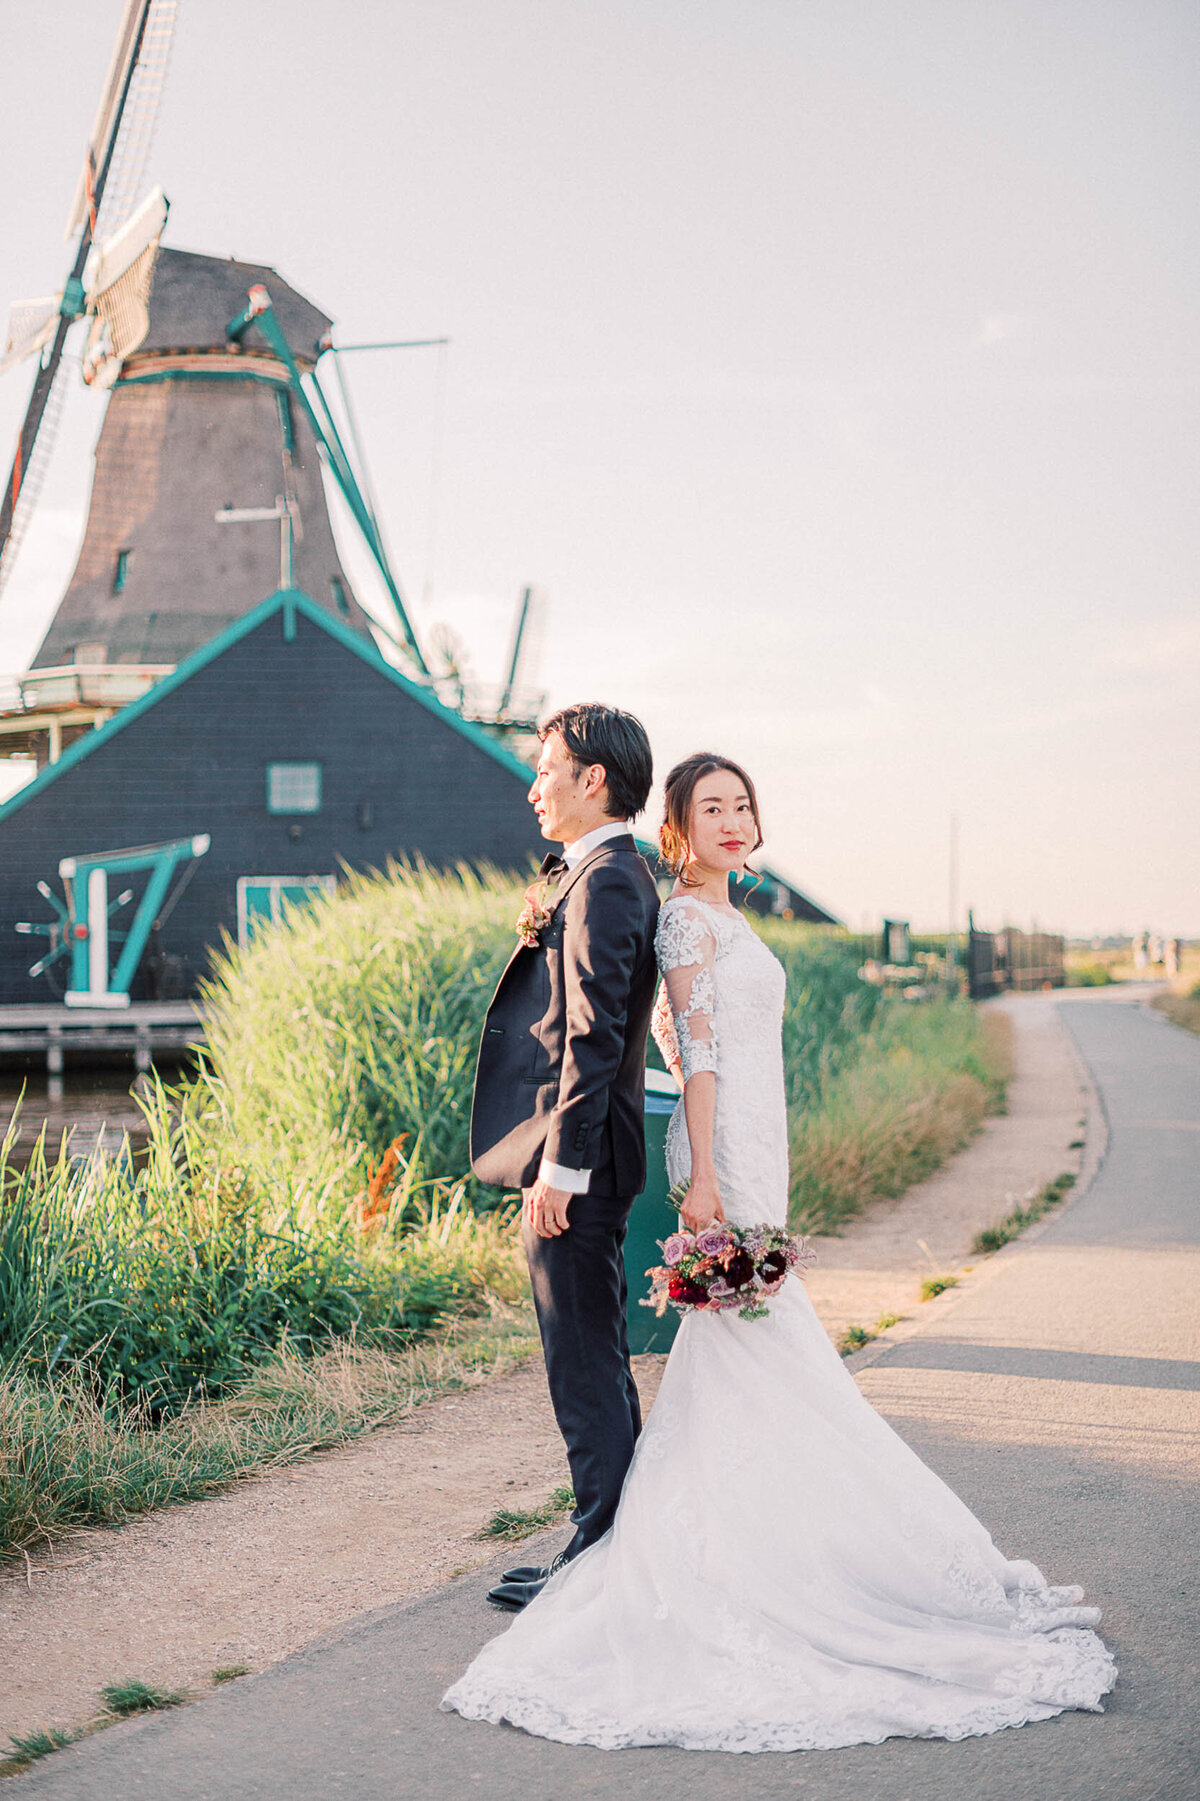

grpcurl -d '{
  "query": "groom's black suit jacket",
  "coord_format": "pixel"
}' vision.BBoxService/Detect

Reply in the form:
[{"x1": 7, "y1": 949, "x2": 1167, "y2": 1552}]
[{"x1": 470, "y1": 836, "x2": 661, "y2": 1194}]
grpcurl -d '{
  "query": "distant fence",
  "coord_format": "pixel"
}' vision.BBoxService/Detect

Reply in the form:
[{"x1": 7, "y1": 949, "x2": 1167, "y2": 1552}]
[{"x1": 967, "y1": 926, "x2": 1064, "y2": 999}]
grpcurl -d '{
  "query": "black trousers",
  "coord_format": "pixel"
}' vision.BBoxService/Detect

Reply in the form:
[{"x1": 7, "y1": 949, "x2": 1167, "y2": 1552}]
[{"x1": 522, "y1": 1187, "x2": 642, "y2": 1560}]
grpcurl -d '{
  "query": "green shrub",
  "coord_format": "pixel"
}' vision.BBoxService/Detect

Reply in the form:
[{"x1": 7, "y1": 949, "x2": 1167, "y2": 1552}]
[{"x1": 1066, "y1": 963, "x2": 1114, "y2": 987}]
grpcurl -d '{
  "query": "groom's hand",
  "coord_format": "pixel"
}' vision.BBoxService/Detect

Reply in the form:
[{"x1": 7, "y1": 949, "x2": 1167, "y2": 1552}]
[{"x1": 524, "y1": 1180, "x2": 573, "y2": 1238}]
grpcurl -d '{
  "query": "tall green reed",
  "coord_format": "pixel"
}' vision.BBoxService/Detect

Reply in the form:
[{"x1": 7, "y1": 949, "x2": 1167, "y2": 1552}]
[
  {"x1": 197, "y1": 860, "x2": 520, "y2": 1223},
  {"x1": 0, "y1": 1092, "x2": 524, "y2": 1420}
]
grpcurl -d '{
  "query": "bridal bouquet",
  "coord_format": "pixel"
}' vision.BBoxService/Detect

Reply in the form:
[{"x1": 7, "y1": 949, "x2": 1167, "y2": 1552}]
[{"x1": 643, "y1": 1191, "x2": 816, "y2": 1322}]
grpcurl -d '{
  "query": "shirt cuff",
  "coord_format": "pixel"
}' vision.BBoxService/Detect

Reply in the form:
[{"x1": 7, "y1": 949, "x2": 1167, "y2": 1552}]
[{"x1": 539, "y1": 1157, "x2": 592, "y2": 1195}]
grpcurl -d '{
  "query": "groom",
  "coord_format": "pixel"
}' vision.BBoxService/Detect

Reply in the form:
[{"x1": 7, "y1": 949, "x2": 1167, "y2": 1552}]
[{"x1": 470, "y1": 702, "x2": 660, "y2": 1610}]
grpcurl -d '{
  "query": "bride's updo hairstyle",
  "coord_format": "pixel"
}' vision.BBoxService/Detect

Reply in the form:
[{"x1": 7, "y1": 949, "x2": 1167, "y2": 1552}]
[{"x1": 659, "y1": 752, "x2": 764, "y2": 887}]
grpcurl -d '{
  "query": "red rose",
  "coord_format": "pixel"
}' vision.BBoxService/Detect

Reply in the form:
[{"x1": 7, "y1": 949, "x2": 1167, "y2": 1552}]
[{"x1": 669, "y1": 1274, "x2": 709, "y2": 1306}]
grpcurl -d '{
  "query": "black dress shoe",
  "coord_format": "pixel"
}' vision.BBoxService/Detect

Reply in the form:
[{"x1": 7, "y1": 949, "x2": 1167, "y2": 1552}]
[
  {"x1": 487, "y1": 1576, "x2": 545, "y2": 1611},
  {"x1": 500, "y1": 1563, "x2": 548, "y2": 1585}
]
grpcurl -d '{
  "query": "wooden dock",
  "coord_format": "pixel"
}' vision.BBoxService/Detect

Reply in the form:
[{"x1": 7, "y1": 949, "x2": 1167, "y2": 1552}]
[{"x1": 0, "y1": 1002, "x2": 206, "y2": 1098}]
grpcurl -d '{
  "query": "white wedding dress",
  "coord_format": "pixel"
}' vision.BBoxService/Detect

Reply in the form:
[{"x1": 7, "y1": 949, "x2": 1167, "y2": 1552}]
[{"x1": 442, "y1": 895, "x2": 1116, "y2": 1752}]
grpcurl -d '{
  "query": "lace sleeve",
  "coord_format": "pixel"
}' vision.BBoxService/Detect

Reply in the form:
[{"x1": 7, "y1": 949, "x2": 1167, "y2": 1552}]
[
  {"x1": 650, "y1": 980, "x2": 683, "y2": 1084},
  {"x1": 655, "y1": 902, "x2": 718, "y2": 1083}
]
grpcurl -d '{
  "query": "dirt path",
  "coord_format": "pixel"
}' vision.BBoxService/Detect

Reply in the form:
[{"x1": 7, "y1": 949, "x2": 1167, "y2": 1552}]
[{"x1": 0, "y1": 993, "x2": 1092, "y2": 1747}]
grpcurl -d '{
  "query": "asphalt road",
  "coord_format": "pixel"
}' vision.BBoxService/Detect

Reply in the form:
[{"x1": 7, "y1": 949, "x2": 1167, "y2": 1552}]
[{"x1": 17, "y1": 997, "x2": 1200, "y2": 1801}]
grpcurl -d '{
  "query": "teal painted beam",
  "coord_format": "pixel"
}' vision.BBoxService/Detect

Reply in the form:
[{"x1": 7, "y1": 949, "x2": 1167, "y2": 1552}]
[
  {"x1": 226, "y1": 297, "x2": 430, "y2": 679},
  {"x1": 109, "y1": 847, "x2": 190, "y2": 993},
  {"x1": 116, "y1": 369, "x2": 291, "y2": 389}
]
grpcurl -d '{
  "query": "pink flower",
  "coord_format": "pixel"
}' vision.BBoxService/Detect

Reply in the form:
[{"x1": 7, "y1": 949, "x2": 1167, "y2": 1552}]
[
  {"x1": 696, "y1": 1224, "x2": 734, "y2": 1257},
  {"x1": 514, "y1": 880, "x2": 555, "y2": 948},
  {"x1": 661, "y1": 1231, "x2": 694, "y2": 1266}
]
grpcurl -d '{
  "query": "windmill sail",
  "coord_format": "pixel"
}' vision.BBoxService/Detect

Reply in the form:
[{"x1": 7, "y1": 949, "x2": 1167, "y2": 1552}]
[
  {"x1": 0, "y1": 355, "x2": 71, "y2": 598},
  {"x1": 0, "y1": 0, "x2": 176, "y2": 594},
  {"x1": 65, "y1": 1, "x2": 178, "y2": 245},
  {"x1": 81, "y1": 187, "x2": 170, "y2": 387},
  {"x1": 1, "y1": 299, "x2": 60, "y2": 375}
]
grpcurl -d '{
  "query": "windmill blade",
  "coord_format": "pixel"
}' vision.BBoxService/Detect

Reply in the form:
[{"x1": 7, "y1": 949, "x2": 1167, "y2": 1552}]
[
  {"x1": 0, "y1": 351, "x2": 72, "y2": 599},
  {"x1": 1, "y1": 0, "x2": 175, "y2": 591},
  {"x1": 81, "y1": 186, "x2": 169, "y2": 387},
  {"x1": 1, "y1": 298, "x2": 61, "y2": 375},
  {"x1": 499, "y1": 585, "x2": 547, "y2": 717},
  {"x1": 65, "y1": 1, "x2": 178, "y2": 246}
]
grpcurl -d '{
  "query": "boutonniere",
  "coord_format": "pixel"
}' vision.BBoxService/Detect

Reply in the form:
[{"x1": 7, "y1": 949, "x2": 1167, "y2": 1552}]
[{"x1": 515, "y1": 879, "x2": 556, "y2": 948}]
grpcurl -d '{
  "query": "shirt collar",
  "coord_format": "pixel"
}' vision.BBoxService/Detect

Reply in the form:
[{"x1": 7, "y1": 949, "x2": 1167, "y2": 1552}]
[{"x1": 562, "y1": 820, "x2": 634, "y2": 868}]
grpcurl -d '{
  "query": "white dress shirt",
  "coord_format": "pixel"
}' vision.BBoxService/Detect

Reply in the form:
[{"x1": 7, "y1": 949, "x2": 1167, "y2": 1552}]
[{"x1": 538, "y1": 820, "x2": 635, "y2": 1194}]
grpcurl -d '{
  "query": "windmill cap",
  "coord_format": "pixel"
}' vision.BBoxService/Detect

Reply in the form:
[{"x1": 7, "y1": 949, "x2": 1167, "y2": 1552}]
[{"x1": 139, "y1": 248, "x2": 333, "y2": 363}]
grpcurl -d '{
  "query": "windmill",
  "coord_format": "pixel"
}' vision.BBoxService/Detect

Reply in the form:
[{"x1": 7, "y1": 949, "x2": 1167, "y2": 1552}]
[{"x1": 1, "y1": 0, "x2": 551, "y2": 744}]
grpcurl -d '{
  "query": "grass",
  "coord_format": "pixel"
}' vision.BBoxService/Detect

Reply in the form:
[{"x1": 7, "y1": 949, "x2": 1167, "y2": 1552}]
[
  {"x1": 100, "y1": 1679, "x2": 187, "y2": 1717},
  {"x1": 970, "y1": 1173, "x2": 1077, "y2": 1256},
  {"x1": 0, "y1": 1084, "x2": 529, "y2": 1427},
  {"x1": 787, "y1": 1003, "x2": 1011, "y2": 1235},
  {"x1": 1, "y1": 1313, "x2": 536, "y2": 1560},
  {"x1": 1152, "y1": 986, "x2": 1200, "y2": 1037},
  {"x1": 211, "y1": 1665, "x2": 250, "y2": 1684},
  {"x1": 0, "y1": 1679, "x2": 188, "y2": 1778},
  {"x1": 1065, "y1": 942, "x2": 1200, "y2": 988},
  {"x1": 838, "y1": 1313, "x2": 902, "y2": 1357},
  {"x1": 1, "y1": 864, "x2": 1014, "y2": 1559},
  {"x1": 197, "y1": 860, "x2": 520, "y2": 1221},
  {"x1": 477, "y1": 1484, "x2": 575, "y2": 1542},
  {"x1": 919, "y1": 1274, "x2": 960, "y2": 1301},
  {"x1": 5, "y1": 1726, "x2": 77, "y2": 1768},
  {"x1": 1064, "y1": 961, "x2": 1116, "y2": 987}
]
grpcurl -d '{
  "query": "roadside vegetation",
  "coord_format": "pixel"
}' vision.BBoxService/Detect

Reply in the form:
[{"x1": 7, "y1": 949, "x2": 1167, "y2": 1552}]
[
  {"x1": 2, "y1": 863, "x2": 1008, "y2": 1560},
  {"x1": 477, "y1": 1484, "x2": 575, "y2": 1543},
  {"x1": 769, "y1": 932, "x2": 1011, "y2": 1235},
  {"x1": 970, "y1": 1172, "x2": 1077, "y2": 1256},
  {"x1": 3, "y1": 1677, "x2": 191, "y2": 1775},
  {"x1": 1151, "y1": 982, "x2": 1200, "y2": 1038},
  {"x1": 1064, "y1": 940, "x2": 1200, "y2": 988}
]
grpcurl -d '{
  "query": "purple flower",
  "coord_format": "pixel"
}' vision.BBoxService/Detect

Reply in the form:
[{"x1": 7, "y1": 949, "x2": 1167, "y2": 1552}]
[
  {"x1": 661, "y1": 1232, "x2": 694, "y2": 1267},
  {"x1": 696, "y1": 1224, "x2": 734, "y2": 1257}
]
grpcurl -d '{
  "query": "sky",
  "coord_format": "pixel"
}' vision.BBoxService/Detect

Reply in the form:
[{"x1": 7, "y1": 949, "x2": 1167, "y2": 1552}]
[{"x1": 1, "y1": 0, "x2": 1197, "y2": 936}]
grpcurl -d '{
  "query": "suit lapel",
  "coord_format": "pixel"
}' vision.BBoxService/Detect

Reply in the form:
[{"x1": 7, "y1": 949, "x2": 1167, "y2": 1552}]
[
  {"x1": 551, "y1": 833, "x2": 638, "y2": 908},
  {"x1": 493, "y1": 836, "x2": 639, "y2": 991}
]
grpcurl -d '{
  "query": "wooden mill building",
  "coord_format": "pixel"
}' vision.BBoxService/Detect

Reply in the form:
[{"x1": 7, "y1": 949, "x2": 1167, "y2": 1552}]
[{"x1": 0, "y1": 587, "x2": 543, "y2": 1003}]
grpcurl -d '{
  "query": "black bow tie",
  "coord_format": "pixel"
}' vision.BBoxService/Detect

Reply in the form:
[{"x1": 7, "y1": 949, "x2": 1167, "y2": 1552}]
[{"x1": 539, "y1": 854, "x2": 568, "y2": 883}]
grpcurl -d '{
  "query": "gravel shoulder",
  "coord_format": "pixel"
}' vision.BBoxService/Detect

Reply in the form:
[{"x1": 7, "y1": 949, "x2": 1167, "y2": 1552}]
[{"x1": 0, "y1": 991, "x2": 1091, "y2": 1749}]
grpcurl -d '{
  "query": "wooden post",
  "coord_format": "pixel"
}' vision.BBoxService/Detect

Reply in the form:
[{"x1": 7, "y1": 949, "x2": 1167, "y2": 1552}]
[{"x1": 47, "y1": 1021, "x2": 64, "y2": 1102}]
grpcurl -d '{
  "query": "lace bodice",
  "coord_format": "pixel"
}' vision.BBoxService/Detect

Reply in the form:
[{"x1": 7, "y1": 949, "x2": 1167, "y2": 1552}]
[{"x1": 651, "y1": 896, "x2": 789, "y2": 1228}]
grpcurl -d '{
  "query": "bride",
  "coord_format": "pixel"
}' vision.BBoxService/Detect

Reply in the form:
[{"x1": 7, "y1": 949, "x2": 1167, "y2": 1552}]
[{"x1": 442, "y1": 751, "x2": 1116, "y2": 1753}]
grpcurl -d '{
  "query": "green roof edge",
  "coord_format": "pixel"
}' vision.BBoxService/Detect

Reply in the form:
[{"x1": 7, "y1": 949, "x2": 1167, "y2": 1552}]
[{"x1": 0, "y1": 587, "x2": 535, "y2": 828}]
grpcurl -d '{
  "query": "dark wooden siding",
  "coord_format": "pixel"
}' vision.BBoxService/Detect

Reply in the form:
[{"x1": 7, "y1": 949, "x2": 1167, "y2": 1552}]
[{"x1": 0, "y1": 608, "x2": 543, "y2": 1002}]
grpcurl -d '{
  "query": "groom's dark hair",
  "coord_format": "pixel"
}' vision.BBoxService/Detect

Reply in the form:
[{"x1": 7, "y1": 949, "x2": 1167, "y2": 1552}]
[{"x1": 540, "y1": 703, "x2": 653, "y2": 820}]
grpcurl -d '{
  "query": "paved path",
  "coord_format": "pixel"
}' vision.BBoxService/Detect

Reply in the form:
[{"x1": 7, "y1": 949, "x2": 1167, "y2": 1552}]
[{"x1": 17, "y1": 999, "x2": 1200, "y2": 1801}]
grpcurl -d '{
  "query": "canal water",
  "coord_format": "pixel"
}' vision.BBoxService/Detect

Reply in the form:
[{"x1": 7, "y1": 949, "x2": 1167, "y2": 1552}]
[{"x1": 1, "y1": 1062, "x2": 190, "y2": 1167}]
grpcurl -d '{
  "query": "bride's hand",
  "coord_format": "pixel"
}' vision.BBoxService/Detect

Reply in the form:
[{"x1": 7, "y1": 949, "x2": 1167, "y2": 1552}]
[{"x1": 680, "y1": 1170, "x2": 726, "y2": 1235}]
